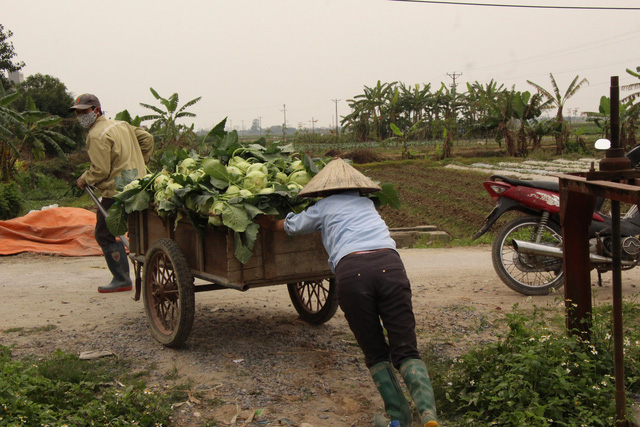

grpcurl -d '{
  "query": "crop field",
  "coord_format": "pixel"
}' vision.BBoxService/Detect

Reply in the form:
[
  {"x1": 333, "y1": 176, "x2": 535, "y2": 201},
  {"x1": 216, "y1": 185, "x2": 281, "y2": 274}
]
[{"x1": 360, "y1": 160, "x2": 497, "y2": 243}]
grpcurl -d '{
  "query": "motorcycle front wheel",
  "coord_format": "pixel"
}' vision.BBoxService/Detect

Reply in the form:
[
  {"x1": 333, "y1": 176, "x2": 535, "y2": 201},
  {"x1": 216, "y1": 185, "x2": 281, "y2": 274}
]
[{"x1": 492, "y1": 216, "x2": 564, "y2": 295}]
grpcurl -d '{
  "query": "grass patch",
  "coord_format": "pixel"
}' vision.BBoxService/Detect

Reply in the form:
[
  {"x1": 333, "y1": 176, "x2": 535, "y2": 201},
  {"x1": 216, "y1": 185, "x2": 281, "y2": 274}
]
[
  {"x1": 4, "y1": 325, "x2": 57, "y2": 335},
  {"x1": 0, "y1": 346, "x2": 172, "y2": 425}
]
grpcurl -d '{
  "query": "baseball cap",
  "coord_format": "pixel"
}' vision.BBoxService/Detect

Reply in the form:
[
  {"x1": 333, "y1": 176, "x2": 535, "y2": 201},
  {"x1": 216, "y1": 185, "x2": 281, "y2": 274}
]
[{"x1": 69, "y1": 93, "x2": 101, "y2": 112}]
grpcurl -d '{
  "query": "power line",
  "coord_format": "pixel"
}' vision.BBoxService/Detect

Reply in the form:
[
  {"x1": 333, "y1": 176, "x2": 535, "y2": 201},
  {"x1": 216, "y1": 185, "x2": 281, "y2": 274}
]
[{"x1": 388, "y1": 0, "x2": 640, "y2": 10}]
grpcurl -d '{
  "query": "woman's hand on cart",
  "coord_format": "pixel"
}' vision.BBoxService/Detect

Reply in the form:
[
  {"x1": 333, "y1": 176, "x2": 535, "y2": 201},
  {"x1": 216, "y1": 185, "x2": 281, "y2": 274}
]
[{"x1": 254, "y1": 215, "x2": 285, "y2": 232}]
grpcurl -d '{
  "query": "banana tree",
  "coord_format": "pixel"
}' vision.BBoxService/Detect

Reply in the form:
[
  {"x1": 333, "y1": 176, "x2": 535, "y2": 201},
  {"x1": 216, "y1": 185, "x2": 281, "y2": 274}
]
[
  {"x1": 621, "y1": 66, "x2": 640, "y2": 148},
  {"x1": 527, "y1": 73, "x2": 589, "y2": 154},
  {"x1": 139, "y1": 87, "x2": 201, "y2": 147},
  {"x1": 622, "y1": 66, "x2": 640, "y2": 107},
  {"x1": 390, "y1": 120, "x2": 423, "y2": 159},
  {"x1": 584, "y1": 96, "x2": 612, "y2": 139},
  {"x1": 0, "y1": 88, "x2": 21, "y2": 182},
  {"x1": 480, "y1": 88, "x2": 518, "y2": 156},
  {"x1": 512, "y1": 91, "x2": 548, "y2": 156},
  {"x1": 349, "y1": 81, "x2": 397, "y2": 141},
  {"x1": 465, "y1": 80, "x2": 505, "y2": 142},
  {"x1": 1, "y1": 94, "x2": 75, "y2": 182}
]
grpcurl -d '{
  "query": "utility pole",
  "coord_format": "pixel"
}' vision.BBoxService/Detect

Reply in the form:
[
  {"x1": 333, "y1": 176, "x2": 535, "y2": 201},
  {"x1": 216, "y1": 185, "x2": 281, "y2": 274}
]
[
  {"x1": 258, "y1": 116, "x2": 262, "y2": 135},
  {"x1": 280, "y1": 104, "x2": 287, "y2": 141},
  {"x1": 447, "y1": 71, "x2": 462, "y2": 94},
  {"x1": 332, "y1": 98, "x2": 340, "y2": 142},
  {"x1": 309, "y1": 117, "x2": 318, "y2": 134}
]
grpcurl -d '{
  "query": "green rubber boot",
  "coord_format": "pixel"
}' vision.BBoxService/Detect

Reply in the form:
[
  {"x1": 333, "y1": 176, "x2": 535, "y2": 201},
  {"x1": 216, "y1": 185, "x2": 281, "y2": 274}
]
[
  {"x1": 400, "y1": 358, "x2": 439, "y2": 427},
  {"x1": 99, "y1": 242, "x2": 132, "y2": 293},
  {"x1": 370, "y1": 361, "x2": 412, "y2": 427}
]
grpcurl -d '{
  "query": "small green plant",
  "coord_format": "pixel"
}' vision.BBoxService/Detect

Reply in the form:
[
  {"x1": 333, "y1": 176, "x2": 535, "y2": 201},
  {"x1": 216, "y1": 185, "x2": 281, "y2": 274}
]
[
  {"x1": 0, "y1": 180, "x2": 21, "y2": 220},
  {"x1": 0, "y1": 346, "x2": 172, "y2": 425},
  {"x1": 4, "y1": 325, "x2": 56, "y2": 335},
  {"x1": 434, "y1": 300, "x2": 640, "y2": 426}
]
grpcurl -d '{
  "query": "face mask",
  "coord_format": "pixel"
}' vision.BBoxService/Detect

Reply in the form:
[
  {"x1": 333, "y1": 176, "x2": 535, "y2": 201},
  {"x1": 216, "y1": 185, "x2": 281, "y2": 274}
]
[{"x1": 77, "y1": 111, "x2": 97, "y2": 128}]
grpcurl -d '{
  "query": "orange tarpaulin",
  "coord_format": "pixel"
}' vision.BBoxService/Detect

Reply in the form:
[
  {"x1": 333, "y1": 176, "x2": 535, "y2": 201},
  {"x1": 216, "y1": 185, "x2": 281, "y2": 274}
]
[{"x1": 0, "y1": 207, "x2": 102, "y2": 257}]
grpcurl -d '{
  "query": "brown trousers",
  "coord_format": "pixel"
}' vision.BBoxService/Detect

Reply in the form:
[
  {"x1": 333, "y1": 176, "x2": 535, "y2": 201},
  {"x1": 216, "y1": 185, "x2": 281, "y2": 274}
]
[{"x1": 335, "y1": 249, "x2": 420, "y2": 369}]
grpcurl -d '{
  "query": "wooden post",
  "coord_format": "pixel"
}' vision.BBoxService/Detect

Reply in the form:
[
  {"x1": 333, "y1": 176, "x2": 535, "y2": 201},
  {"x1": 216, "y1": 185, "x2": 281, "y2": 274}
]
[{"x1": 558, "y1": 182, "x2": 595, "y2": 336}]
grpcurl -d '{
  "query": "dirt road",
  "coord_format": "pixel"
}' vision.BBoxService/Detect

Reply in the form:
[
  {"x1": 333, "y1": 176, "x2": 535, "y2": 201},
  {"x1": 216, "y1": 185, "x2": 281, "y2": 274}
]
[{"x1": 1, "y1": 247, "x2": 638, "y2": 426}]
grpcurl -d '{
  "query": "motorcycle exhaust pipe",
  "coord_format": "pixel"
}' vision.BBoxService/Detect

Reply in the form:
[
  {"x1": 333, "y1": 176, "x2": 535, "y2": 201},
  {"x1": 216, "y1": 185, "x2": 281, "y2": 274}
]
[{"x1": 511, "y1": 239, "x2": 635, "y2": 266}]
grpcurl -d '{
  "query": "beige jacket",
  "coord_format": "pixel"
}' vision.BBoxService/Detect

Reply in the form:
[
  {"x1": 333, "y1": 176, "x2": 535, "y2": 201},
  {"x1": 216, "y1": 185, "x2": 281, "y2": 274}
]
[{"x1": 81, "y1": 115, "x2": 154, "y2": 198}]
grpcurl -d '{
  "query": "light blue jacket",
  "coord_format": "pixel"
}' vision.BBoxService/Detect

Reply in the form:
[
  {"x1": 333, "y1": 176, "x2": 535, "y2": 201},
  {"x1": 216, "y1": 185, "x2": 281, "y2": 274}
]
[{"x1": 284, "y1": 190, "x2": 396, "y2": 272}]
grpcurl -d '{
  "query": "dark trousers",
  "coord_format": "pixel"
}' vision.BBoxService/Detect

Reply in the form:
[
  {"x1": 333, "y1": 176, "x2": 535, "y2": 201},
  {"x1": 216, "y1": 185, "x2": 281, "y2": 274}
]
[
  {"x1": 94, "y1": 197, "x2": 117, "y2": 247},
  {"x1": 335, "y1": 249, "x2": 420, "y2": 369}
]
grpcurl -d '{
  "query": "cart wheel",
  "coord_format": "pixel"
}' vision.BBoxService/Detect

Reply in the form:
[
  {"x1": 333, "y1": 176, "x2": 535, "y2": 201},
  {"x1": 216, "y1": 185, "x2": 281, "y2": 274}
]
[
  {"x1": 287, "y1": 278, "x2": 338, "y2": 324},
  {"x1": 143, "y1": 238, "x2": 195, "y2": 347}
]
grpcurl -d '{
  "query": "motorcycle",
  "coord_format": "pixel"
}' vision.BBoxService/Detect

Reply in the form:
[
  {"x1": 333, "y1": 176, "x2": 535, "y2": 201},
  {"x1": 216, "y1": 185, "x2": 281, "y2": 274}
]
[{"x1": 473, "y1": 140, "x2": 640, "y2": 295}]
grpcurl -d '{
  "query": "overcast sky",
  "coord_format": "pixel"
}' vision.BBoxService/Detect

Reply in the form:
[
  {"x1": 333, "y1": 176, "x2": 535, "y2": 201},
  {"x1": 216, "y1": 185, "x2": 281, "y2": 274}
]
[{"x1": 5, "y1": 0, "x2": 640, "y2": 133}]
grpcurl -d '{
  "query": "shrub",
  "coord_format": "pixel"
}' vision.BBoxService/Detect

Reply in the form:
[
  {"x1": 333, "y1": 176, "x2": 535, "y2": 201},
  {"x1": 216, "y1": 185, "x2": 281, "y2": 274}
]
[
  {"x1": 436, "y1": 301, "x2": 640, "y2": 426},
  {"x1": 0, "y1": 181, "x2": 21, "y2": 220}
]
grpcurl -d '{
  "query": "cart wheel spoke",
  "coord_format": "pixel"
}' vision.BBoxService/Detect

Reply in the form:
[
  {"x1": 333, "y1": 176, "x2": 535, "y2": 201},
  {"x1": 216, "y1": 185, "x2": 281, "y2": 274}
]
[
  {"x1": 143, "y1": 238, "x2": 195, "y2": 347},
  {"x1": 287, "y1": 278, "x2": 338, "y2": 325}
]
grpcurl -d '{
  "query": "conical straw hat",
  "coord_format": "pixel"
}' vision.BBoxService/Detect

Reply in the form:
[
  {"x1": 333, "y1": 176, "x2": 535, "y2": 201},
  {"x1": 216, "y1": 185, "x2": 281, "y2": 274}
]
[{"x1": 298, "y1": 158, "x2": 382, "y2": 198}]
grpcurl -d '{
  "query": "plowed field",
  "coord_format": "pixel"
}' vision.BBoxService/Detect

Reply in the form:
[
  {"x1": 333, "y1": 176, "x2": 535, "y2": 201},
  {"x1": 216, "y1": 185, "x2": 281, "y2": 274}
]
[{"x1": 360, "y1": 161, "x2": 496, "y2": 240}]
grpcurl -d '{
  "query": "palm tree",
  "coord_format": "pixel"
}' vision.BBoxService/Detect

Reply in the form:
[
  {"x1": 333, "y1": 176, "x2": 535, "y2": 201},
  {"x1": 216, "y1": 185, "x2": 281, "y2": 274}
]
[
  {"x1": 139, "y1": 87, "x2": 201, "y2": 147},
  {"x1": 527, "y1": 73, "x2": 589, "y2": 154}
]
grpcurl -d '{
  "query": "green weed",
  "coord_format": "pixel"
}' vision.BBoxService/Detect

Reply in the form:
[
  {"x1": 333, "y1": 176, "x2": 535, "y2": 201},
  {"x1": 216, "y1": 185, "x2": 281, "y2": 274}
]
[
  {"x1": 4, "y1": 325, "x2": 57, "y2": 335},
  {"x1": 0, "y1": 346, "x2": 171, "y2": 426},
  {"x1": 431, "y1": 299, "x2": 640, "y2": 426}
]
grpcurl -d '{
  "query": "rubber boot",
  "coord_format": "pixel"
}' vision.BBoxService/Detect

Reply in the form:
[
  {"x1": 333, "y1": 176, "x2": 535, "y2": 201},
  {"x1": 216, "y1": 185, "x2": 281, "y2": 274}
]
[
  {"x1": 369, "y1": 361, "x2": 412, "y2": 427},
  {"x1": 99, "y1": 242, "x2": 132, "y2": 293},
  {"x1": 400, "y1": 358, "x2": 439, "y2": 427}
]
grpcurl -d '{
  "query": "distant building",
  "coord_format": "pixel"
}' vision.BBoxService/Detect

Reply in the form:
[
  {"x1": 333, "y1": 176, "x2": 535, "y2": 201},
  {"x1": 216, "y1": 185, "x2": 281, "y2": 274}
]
[{"x1": 8, "y1": 71, "x2": 24, "y2": 84}]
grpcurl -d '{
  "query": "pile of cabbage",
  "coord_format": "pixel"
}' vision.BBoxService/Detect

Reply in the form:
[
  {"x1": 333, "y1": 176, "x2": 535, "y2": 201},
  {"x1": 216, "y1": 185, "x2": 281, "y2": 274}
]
[{"x1": 106, "y1": 119, "x2": 398, "y2": 264}]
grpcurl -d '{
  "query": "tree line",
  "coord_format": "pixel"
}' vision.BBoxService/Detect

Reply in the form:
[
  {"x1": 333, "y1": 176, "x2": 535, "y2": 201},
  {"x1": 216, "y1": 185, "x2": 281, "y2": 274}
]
[{"x1": 340, "y1": 72, "x2": 640, "y2": 158}]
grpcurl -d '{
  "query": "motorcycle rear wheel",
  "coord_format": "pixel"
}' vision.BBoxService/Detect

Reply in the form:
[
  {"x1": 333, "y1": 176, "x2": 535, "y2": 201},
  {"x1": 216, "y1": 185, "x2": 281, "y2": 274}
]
[{"x1": 492, "y1": 216, "x2": 564, "y2": 295}]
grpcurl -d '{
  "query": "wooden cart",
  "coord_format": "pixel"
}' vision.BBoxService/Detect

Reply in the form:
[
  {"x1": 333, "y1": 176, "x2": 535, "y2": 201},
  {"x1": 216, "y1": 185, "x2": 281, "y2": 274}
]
[{"x1": 127, "y1": 208, "x2": 337, "y2": 347}]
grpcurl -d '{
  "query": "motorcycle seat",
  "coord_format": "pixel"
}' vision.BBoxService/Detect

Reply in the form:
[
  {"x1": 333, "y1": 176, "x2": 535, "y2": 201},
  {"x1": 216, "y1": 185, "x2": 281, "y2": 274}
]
[{"x1": 490, "y1": 175, "x2": 560, "y2": 192}]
